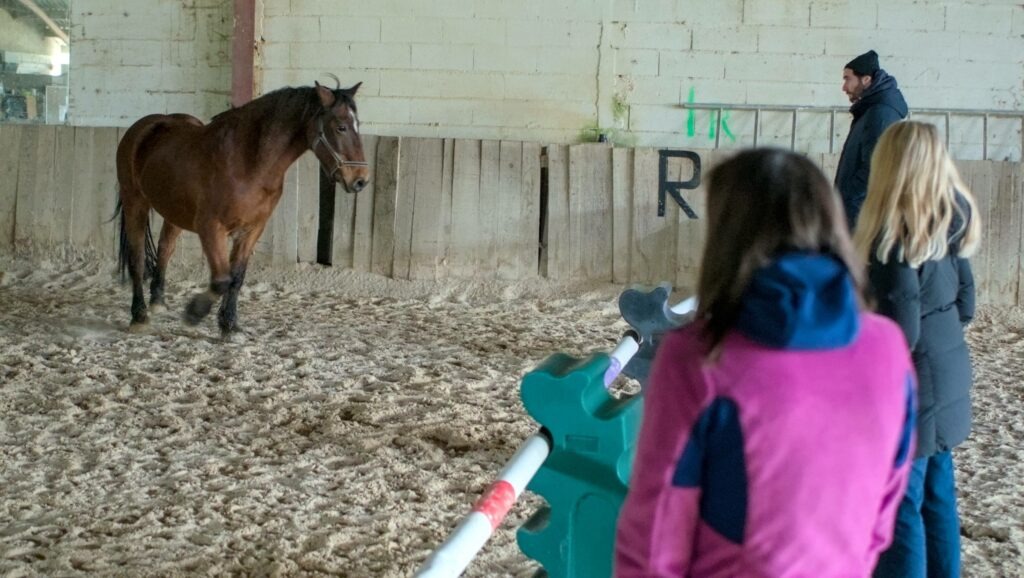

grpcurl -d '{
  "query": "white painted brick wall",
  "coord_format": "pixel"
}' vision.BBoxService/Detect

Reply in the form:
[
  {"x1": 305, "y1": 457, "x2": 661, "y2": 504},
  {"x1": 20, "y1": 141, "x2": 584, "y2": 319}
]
[
  {"x1": 743, "y1": 0, "x2": 810, "y2": 27},
  {"x1": 382, "y1": 18, "x2": 443, "y2": 44},
  {"x1": 615, "y1": 50, "x2": 660, "y2": 77},
  {"x1": 692, "y1": 27, "x2": 758, "y2": 53},
  {"x1": 443, "y1": 19, "x2": 506, "y2": 45},
  {"x1": 506, "y1": 20, "x2": 601, "y2": 47},
  {"x1": 809, "y1": 3, "x2": 878, "y2": 29},
  {"x1": 69, "y1": 1, "x2": 230, "y2": 126},
  {"x1": 945, "y1": 4, "x2": 1015, "y2": 35},
  {"x1": 66, "y1": 0, "x2": 1024, "y2": 160},
  {"x1": 411, "y1": 45, "x2": 474, "y2": 71},
  {"x1": 878, "y1": 5, "x2": 945, "y2": 32},
  {"x1": 757, "y1": 28, "x2": 828, "y2": 55},
  {"x1": 318, "y1": 17, "x2": 381, "y2": 43}
]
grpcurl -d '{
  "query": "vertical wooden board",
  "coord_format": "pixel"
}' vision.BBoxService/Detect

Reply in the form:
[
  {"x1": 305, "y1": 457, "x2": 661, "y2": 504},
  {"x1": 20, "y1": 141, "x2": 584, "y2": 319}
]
[
  {"x1": 544, "y1": 144, "x2": 570, "y2": 280},
  {"x1": 519, "y1": 142, "x2": 542, "y2": 278},
  {"x1": 568, "y1": 143, "x2": 613, "y2": 281},
  {"x1": 408, "y1": 138, "x2": 446, "y2": 281},
  {"x1": 987, "y1": 162, "x2": 1021, "y2": 305},
  {"x1": 819, "y1": 152, "x2": 841, "y2": 187},
  {"x1": 437, "y1": 138, "x2": 455, "y2": 280},
  {"x1": 612, "y1": 147, "x2": 633, "y2": 284},
  {"x1": 331, "y1": 177, "x2": 357, "y2": 269},
  {"x1": 391, "y1": 137, "x2": 419, "y2": 280},
  {"x1": 114, "y1": 127, "x2": 131, "y2": 262},
  {"x1": 449, "y1": 139, "x2": 482, "y2": 278},
  {"x1": 0, "y1": 125, "x2": 23, "y2": 252},
  {"x1": 295, "y1": 151, "x2": 322, "y2": 263},
  {"x1": 71, "y1": 127, "x2": 119, "y2": 258},
  {"x1": 52, "y1": 126, "x2": 75, "y2": 247},
  {"x1": 348, "y1": 134, "x2": 378, "y2": 272},
  {"x1": 957, "y1": 160, "x2": 994, "y2": 302},
  {"x1": 675, "y1": 149, "x2": 719, "y2": 291},
  {"x1": 496, "y1": 141, "x2": 524, "y2": 280},
  {"x1": 1017, "y1": 163, "x2": 1024, "y2": 306},
  {"x1": 271, "y1": 155, "x2": 301, "y2": 265},
  {"x1": 370, "y1": 136, "x2": 400, "y2": 277},
  {"x1": 630, "y1": 148, "x2": 678, "y2": 285},
  {"x1": 15, "y1": 126, "x2": 55, "y2": 249},
  {"x1": 478, "y1": 140, "x2": 502, "y2": 277}
]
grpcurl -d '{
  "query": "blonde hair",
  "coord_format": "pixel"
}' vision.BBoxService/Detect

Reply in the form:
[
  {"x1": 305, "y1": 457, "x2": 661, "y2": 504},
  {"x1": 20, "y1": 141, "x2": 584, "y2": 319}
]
[{"x1": 853, "y1": 121, "x2": 981, "y2": 268}]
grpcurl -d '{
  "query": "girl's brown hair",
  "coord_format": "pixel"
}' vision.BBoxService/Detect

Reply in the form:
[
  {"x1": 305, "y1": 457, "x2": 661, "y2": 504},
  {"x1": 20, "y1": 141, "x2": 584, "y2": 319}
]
[{"x1": 696, "y1": 148, "x2": 865, "y2": 357}]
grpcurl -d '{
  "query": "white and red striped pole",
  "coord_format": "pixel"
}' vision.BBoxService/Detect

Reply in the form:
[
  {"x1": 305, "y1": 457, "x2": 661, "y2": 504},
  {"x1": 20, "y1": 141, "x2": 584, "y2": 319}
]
[{"x1": 415, "y1": 432, "x2": 551, "y2": 578}]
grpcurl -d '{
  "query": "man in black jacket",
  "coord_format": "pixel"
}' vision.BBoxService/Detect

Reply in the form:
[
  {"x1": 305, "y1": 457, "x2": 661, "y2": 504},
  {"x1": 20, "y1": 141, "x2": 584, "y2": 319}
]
[{"x1": 835, "y1": 50, "x2": 908, "y2": 230}]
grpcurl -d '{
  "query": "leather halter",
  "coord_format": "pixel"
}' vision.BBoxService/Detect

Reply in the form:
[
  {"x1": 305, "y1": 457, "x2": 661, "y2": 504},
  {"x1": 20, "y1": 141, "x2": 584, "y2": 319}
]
[{"x1": 312, "y1": 115, "x2": 367, "y2": 181}]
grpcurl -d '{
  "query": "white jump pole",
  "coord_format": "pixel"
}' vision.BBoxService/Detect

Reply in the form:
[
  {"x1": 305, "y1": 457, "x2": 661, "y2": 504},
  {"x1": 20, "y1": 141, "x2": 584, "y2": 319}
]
[
  {"x1": 415, "y1": 433, "x2": 551, "y2": 578},
  {"x1": 415, "y1": 296, "x2": 695, "y2": 578},
  {"x1": 603, "y1": 329, "x2": 641, "y2": 388},
  {"x1": 670, "y1": 296, "x2": 698, "y2": 316}
]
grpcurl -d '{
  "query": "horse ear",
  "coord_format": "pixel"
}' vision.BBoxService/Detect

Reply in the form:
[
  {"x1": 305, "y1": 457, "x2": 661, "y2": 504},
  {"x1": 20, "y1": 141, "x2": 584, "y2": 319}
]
[
  {"x1": 315, "y1": 83, "x2": 335, "y2": 107},
  {"x1": 347, "y1": 81, "x2": 363, "y2": 95}
]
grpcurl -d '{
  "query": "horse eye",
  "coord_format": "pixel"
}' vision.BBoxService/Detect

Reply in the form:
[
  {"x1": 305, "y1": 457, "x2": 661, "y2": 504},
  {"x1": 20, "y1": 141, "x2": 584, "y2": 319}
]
[{"x1": 336, "y1": 125, "x2": 348, "y2": 133}]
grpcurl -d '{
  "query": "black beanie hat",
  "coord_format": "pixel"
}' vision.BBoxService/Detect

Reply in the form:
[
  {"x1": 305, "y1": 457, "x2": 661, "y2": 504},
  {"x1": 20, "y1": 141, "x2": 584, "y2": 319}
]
[{"x1": 845, "y1": 50, "x2": 879, "y2": 77}]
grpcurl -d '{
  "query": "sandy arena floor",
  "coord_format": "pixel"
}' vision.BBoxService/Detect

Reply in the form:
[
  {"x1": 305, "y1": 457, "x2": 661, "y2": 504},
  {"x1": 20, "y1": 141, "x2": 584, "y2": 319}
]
[{"x1": 0, "y1": 254, "x2": 1021, "y2": 577}]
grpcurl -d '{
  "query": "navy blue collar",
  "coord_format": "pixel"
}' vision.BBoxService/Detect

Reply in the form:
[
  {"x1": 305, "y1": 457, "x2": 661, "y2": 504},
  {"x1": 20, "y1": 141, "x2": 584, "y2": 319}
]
[{"x1": 735, "y1": 253, "x2": 859, "y2": 350}]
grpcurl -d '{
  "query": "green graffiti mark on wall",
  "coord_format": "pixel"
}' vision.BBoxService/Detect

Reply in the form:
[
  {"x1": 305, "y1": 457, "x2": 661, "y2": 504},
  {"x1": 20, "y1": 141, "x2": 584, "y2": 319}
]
[{"x1": 686, "y1": 87, "x2": 736, "y2": 143}]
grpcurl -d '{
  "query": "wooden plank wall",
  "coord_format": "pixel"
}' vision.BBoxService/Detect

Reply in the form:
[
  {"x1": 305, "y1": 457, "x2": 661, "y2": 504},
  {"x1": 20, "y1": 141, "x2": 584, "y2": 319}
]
[
  {"x1": 369, "y1": 138, "x2": 542, "y2": 281},
  {"x1": 0, "y1": 125, "x2": 22, "y2": 250},
  {"x1": 1, "y1": 126, "x2": 1021, "y2": 306},
  {"x1": 957, "y1": 159, "x2": 1023, "y2": 306}
]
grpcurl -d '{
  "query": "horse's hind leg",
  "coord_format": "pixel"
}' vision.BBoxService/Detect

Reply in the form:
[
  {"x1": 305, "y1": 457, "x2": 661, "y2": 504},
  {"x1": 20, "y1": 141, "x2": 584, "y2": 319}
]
[
  {"x1": 183, "y1": 223, "x2": 230, "y2": 326},
  {"x1": 218, "y1": 225, "x2": 266, "y2": 336},
  {"x1": 120, "y1": 201, "x2": 153, "y2": 332},
  {"x1": 149, "y1": 221, "x2": 183, "y2": 312}
]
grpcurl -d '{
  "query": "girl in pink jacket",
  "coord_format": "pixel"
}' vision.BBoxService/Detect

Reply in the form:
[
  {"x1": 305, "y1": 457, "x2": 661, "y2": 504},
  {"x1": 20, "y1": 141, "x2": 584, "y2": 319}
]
[{"x1": 615, "y1": 149, "x2": 916, "y2": 577}]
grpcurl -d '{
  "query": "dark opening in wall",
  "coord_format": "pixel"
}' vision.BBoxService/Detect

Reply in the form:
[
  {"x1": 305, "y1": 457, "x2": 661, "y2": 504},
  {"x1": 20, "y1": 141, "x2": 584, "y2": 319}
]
[
  {"x1": 316, "y1": 168, "x2": 335, "y2": 266},
  {"x1": 538, "y1": 146, "x2": 549, "y2": 277}
]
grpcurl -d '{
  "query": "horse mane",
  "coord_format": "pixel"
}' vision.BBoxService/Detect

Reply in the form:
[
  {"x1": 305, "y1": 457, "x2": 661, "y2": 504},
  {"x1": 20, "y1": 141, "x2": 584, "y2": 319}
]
[
  {"x1": 208, "y1": 85, "x2": 357, "y2": 153},
  {"x1": 210, "y1": 85, "x2": 357, "y2": 125},
  {"x1": 210, "y1": 86, "x2": 316, "y2": 128}
]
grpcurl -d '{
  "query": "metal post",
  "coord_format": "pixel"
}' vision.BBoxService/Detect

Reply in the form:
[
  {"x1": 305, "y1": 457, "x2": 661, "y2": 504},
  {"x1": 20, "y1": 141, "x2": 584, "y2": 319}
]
[
  {"x1": 753, "y1": 109, "x2": 760, "y2": 147},
  {"x1": 983, "y1": 114, "x2": 989, "y2": 161},
  {"x1": 945, "y1": 112, "x2": 951, "y2": 151},
  {"x1": 715, "y1": 108, "x2": 723, "y2": 149},
  {"x1": 791, "y1": 109, "x2": 798, "y2": 151},
  {"x1": 829, "y1": 110, "x2": 836, "y2": 154}
]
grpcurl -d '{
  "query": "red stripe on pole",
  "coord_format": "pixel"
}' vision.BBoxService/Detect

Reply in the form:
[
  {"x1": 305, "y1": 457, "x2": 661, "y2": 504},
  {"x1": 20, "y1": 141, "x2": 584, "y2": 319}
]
[{"x1": 473, "y1": 481, "x2": 516, "y2": 530}]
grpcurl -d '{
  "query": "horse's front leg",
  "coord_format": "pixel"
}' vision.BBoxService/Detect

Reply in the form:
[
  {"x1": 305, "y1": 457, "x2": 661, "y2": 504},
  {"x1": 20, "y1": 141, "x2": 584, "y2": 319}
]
[
  {"x1": 218, "y1": 225, "x2": 266, "y2": 336},
  {"x1": 184, "y1": 223, "x2": 230, "y2": 326}
]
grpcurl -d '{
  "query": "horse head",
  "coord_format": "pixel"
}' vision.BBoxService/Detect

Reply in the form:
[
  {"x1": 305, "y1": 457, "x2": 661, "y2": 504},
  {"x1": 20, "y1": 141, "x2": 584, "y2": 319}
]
[{"x1": 311, "y1": 78, "x2": 369, "y2": 193}]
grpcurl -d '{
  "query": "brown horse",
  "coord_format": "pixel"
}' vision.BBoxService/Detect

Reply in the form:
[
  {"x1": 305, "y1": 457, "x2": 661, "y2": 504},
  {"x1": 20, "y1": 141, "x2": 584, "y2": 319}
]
[{"x1": 115, "y1": 79, "x2": 368, "y2": 336}]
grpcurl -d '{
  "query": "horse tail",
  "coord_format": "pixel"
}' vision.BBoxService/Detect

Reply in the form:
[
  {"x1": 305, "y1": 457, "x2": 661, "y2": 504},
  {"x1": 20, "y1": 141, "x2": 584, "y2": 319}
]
[{"x1": 114, "y1": 195, "x2": 157, "y2": 282}]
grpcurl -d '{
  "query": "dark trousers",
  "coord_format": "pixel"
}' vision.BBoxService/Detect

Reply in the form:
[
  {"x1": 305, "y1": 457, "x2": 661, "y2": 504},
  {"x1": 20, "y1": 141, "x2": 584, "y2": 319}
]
[{"x1": 874, "y1": 451, "x2": 961, "y2": 578}]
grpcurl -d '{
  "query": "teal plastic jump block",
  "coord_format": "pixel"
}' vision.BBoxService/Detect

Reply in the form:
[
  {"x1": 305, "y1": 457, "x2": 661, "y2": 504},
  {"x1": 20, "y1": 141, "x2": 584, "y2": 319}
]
[{"x1": 517, "y1": 351, "x2": 643, "y2": 578}]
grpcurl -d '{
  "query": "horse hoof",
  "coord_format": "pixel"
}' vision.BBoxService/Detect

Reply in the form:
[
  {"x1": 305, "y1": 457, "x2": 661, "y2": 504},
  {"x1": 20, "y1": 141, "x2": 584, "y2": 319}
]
[
  {"x1": 221, "y1": 329, "x2": 248, "y2": 343},
  {"x1": 149, "y1": 303, "x2": 167, "y2": 314},
  {"x1": 128, "y1": 321, "x2": 151, "y2": 334},
  {"x1": 184, "y1": 295, "x2": 213, "y2": 325}
]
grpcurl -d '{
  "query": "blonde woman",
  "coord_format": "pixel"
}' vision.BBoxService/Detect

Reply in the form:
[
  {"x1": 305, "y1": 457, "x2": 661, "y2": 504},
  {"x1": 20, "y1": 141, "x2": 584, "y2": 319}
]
[{"x1": 854, "y1": 121, "x2": 981, "y2": 578}]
